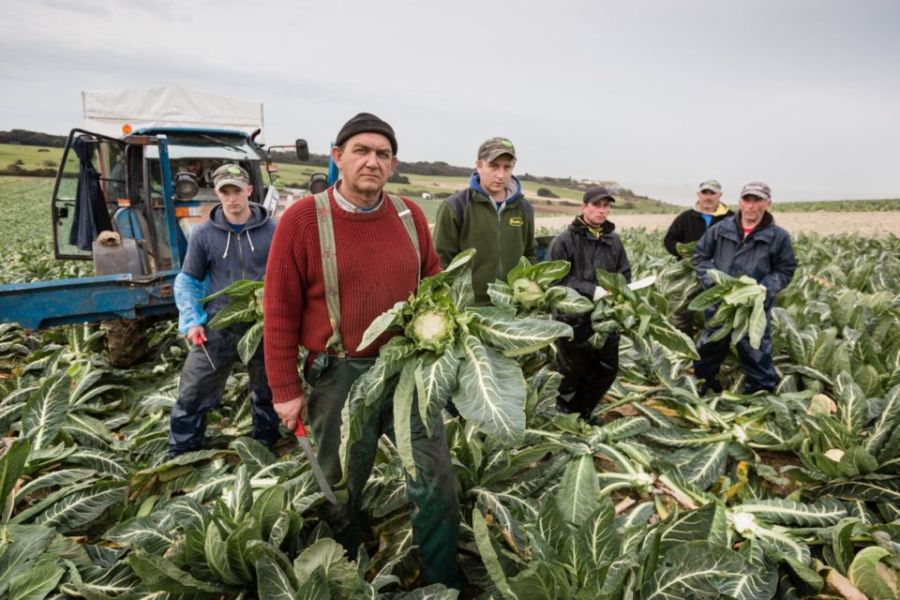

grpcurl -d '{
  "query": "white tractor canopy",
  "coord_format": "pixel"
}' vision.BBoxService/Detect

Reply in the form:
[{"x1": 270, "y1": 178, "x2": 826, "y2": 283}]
[{"x1": 82, "y1": 85, "x2": 265, "y2": 141}]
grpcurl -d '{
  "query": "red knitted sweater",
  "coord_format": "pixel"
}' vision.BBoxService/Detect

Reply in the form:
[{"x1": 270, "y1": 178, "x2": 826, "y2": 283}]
[{"x1": 263, "y1": 188, "x2": 441, "y2": 403}]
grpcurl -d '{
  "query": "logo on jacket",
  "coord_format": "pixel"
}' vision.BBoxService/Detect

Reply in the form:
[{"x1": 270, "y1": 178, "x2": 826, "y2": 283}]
[{"x1": 508, "y1": 217, "x2": 524, "y2": 227}]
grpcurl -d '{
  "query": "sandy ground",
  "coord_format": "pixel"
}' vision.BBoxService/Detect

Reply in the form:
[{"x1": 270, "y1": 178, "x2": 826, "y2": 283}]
[{"x1": 536, "y1": 211, "x2": 900, "y2": 236}]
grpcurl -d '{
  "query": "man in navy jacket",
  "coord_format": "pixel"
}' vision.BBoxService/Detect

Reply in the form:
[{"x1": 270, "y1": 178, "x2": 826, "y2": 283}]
[{"x1": 693, "y1": 182, "x2": 796, "y2": 395}]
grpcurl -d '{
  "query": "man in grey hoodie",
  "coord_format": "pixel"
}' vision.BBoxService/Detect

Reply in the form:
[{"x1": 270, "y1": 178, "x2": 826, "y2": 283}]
[{"x1": 168, "y1": 163, "x2": 280, "y2": 456}]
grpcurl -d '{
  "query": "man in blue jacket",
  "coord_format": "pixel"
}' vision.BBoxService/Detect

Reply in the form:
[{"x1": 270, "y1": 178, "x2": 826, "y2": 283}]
[
  {"x1": 169, "y1": 163, "x2": 280, "y2": 456},
  {"x1": 693, "y1": 182, "x2": 797, "y2": 395}
]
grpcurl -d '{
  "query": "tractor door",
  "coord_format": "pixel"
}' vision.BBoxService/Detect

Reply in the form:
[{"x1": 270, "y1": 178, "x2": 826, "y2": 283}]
[{"x1": 52, "y1": 129, "x2": 127, "y2": 259}]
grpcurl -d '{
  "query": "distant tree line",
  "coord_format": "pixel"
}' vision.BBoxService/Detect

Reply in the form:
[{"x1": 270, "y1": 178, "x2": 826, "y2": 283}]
[
  {"x1": 0, "y1": 129, "x2": 67, "y2": 147},
  {"x1": 0, "y1": 130, "x2": 631, "y2": 195}
]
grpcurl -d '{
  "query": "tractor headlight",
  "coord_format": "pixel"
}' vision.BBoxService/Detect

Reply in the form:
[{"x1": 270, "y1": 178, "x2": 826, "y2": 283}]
[{"x1": 174, "y1": 171, "x2": 199, "y2": 200}]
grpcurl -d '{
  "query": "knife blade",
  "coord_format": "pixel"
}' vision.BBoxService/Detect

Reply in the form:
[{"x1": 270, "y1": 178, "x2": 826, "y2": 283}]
[{"x1": 294, "y1": 420, "x2": 338, "y2": 505}]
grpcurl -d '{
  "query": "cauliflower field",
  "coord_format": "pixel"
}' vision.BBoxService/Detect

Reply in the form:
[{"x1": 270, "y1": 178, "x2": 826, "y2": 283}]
[{"x1": 0, "y1": 186, "x2": 898, "y2": 600}]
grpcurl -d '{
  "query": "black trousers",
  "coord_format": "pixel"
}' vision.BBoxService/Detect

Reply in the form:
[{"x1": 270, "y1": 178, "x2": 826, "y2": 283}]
[{"x1": 555, "y1": 333, "x2": 620, "y2": 420}]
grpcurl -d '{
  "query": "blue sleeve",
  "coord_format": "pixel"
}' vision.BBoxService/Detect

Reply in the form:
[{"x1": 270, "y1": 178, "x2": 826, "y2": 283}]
[
  {"x1": 174, "y1": 272, "x2": 209, "y2": 334},
  {"x1": 180, "y1": 227, "x2": 208, "y2": 281}
]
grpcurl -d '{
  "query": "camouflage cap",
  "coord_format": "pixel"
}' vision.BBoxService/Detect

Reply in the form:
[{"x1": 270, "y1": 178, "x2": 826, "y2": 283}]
[
  {"x1": 477, "y1": 137, "x2": 517, "y2": 163},
  {"x1": 698, "y1": 179, "x2": 722, "y2": 193},
  {"x1": 740, "y1": 181, "x2": 771, "y2": 200},
  {"x1": 213, "y1": 163, "x2": 250, "y2": 191}
]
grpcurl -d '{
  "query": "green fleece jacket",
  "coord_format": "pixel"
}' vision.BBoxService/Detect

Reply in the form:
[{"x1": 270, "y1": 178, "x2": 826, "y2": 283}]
[{"x1": 433, "y1": 178, "x2": 537, "y2": 304}]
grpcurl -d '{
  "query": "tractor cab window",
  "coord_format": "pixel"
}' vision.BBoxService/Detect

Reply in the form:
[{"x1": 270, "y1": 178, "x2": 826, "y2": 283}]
[{"x1": 52, "y1": 130, "x2": 126, "y2": 260}]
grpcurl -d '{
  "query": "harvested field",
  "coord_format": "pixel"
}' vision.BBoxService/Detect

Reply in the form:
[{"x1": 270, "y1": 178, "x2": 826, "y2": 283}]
[{"x1": 537, "y1": 210, "x2": 900, "y2": 235}]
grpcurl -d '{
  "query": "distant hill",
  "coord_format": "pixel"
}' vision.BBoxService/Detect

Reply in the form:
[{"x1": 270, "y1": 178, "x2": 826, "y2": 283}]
[{"x1": 0, "y1": 129, "x2": 67, "y2": 147}]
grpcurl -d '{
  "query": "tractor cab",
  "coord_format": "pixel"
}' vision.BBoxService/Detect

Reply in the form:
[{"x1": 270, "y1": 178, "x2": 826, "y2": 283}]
[
  {"x1": 0, "y1": 125, "x2": 310, "y2": 338},
  {"x1": 51, "y1": 127, "x2": 288, "y2": 278}
]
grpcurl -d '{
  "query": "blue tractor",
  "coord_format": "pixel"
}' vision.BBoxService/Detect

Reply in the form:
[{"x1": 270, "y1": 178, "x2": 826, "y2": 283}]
[{"x1": 0, "y1": 126, "x2": 317, "y2": 365}]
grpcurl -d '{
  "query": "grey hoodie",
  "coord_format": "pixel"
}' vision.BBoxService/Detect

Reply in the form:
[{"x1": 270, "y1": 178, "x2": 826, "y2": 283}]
[{"x1": 180, "y1": 203, "x2": 275, "y2": 316}]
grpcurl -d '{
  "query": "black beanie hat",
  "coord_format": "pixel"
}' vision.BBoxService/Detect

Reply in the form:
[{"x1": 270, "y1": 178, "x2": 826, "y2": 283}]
[{"x1": 335, "y1": 112, "x2": 397, "y2": 154}]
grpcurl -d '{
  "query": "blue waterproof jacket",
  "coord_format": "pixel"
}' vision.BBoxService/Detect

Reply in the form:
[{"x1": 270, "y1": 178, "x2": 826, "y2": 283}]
[{"x1": 693, "y1": 211, "x2": 796, "y2": 308}]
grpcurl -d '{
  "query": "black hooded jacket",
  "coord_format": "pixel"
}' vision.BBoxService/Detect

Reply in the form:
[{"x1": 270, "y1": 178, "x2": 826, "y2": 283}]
[
  {"x1": 663, "y1": 203, "x2": 733, "y2": 257},
  {"x1": 549, "y1": 218, "x2": 632, "y2": 298}
]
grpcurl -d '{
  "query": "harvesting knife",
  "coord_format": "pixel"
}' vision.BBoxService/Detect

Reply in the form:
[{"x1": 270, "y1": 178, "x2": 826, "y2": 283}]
[
  {"x1": 198, "y1": 342, "x2": 216, "y2": 371},
  {"x1": 593, "y1": 275, "x2": 658, "y2": 300},
  {"x1": 294, "y1": 420, "x2": 338, "y2": 505}
]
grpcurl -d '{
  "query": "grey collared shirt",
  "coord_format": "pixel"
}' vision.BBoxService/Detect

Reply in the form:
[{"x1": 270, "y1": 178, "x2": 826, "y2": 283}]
[{"x1": 333, "y1": 181, "x2": 384, "y2": 213}]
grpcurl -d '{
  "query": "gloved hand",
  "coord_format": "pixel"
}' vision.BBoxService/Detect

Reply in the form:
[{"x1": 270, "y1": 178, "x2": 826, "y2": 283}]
[{"x1": 186, "y1": 326, "x2": 207, "y2": 346}]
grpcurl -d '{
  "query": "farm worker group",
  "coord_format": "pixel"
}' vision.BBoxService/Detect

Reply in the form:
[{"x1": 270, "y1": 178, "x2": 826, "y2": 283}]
[{"x1": 165, "y1": 110, "x2": 796, "y2": 590}]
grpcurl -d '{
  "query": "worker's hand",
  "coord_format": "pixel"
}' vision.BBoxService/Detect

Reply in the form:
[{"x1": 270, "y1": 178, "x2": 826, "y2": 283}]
[
  {"x1": 186, "y1": 326, "x2": 207, "y2": 346},
  {"x1": 593, "y1": 287, "x2": 609, "y2": 302},
  {"x1": 274, "y1": 394, "x2": 305, "y2": 432}
]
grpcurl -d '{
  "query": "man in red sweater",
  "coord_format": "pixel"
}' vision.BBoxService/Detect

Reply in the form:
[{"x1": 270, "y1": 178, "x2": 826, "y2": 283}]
[{"x1": 263, "y1": 113, "x2": 459, "y2": 588}]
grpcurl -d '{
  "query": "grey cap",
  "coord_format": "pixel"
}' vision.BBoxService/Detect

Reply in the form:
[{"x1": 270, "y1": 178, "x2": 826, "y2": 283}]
[
  {"x1": 699, "y1": 179, "x2": 722, "y2": 193},
  {"x1": 740, "y1": 181, "x2": 771, "y2": 200},
  {"x1": 583, "y1": 186, "x2": 616, "y2": 204},
  {"x1": 477, "y1": 137, "x2": 517, "y2": 162}
]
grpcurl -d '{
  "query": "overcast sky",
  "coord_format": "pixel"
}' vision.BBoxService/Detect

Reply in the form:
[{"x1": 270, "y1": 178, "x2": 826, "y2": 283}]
[{"x1": 2, "y1": 0, "x2": 898, "y2": 204}]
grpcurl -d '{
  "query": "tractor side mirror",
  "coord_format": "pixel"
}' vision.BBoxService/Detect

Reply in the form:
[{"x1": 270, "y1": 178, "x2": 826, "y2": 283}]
[{"x1": 295, "y1": 139, "x2": 310, "y2": 162}]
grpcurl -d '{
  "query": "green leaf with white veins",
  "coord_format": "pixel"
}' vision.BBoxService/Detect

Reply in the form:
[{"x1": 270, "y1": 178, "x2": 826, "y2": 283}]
[
  {"x1": 255, "y1": 555, "x2": 296, "y2": 600},
  {"x1": 867, "y1": 384, "x2": 899, "y2": 457},
  {"x1": 487, "y1": 280, "x2": 516, "y2": 309},
  {"x1": 468, "y1": 312, "x2": 572, "y2": 357},
  {"x1": 472, "y1": 508, "x2": 516, "y2": 600},
  {"x1": 835, "y1": 371, "x2": 868, "y2": 433},
  {"x1": 21, "y1": 373, "x2": 69, "y2": 453},
  {"x1": 527, "y1": 259, "x2": 571, "y2": 287},
  {"x1": 555, "y1": 454, "x2": 600, "y2": 527},
  {"x1": 293, "y1": 539, "x2": 357, "y2": 591},
  {"x1": 357, "y1": 301, "x2": 406, "y2": 351},
  {"x1": 0, "y1": 526, "x2": 56, "y2": 596},
  {"x1": 642, "y1": 540, "x2": 749, "y2": 600},
  {"x1": 848, "y1": 546, "x2": 898, "y2": 600},
  {"x1": 415, "y1": 351, "x2": 460, "y2": 437},
  {"x1": 547, "y1": 285, "x2": 594, "y2": 314},
  {"x1": 1, "y1": 439, "x2": 30, "y2": 519},
  {"x1": 237, "y1": 320, "x2": 263, "y2": 364},
  {"x1": 9, "y1": 552, "x2": 63, "y2": 600},
  {"x1": 451, "y1": 332, "x2": 526, "y2": 444},
  {"x1": 33, "y1": 483, "x2": 126, "y2": 533},
  {"x1": 733, "y1": 498, "x2": 847, "y2": 527},
  {"x1": 393, "y1": 361, "x2": 418, "y2": 478}
]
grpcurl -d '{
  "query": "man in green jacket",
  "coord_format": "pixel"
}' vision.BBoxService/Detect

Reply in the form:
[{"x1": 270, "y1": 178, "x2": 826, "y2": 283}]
[{"x1": 433, "y1": 137, "x2": 537, "y2": 304}]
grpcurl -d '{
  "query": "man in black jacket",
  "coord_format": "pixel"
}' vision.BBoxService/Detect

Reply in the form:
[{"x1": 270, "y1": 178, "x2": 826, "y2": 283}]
[
  {"x1": 663, "y1": 180, "x2": 732, "y2": 257},
  {"x1": 549, "y1": 186, "x2": 631, "y2": 421}
]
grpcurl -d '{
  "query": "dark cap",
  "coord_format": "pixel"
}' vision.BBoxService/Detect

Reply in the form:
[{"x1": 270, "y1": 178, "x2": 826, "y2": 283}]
[
  {"x1": 583, "y1": 186, "x2": 616, "y2": 204},
  {"x1": 740, "y1": 181, "x2": 771, "y2": 200},
  {"x1": 212, "y1": 163, "x2": 250, "y2": 190},
  {"x1": 477, "y1": 137, "x2": 517, "y2": 162},
  {"x1": 335, "y1": 112, "x2": 397, "y2": 154}
]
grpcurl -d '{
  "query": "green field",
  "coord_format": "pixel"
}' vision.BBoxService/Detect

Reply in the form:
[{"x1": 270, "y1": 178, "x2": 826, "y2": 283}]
[
  {"x1": 772, "y1": 198, "x2": 900, "y2": 212},
  {"x1": 0, "y1": 143, "x2": 63, "y2": 172}
]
